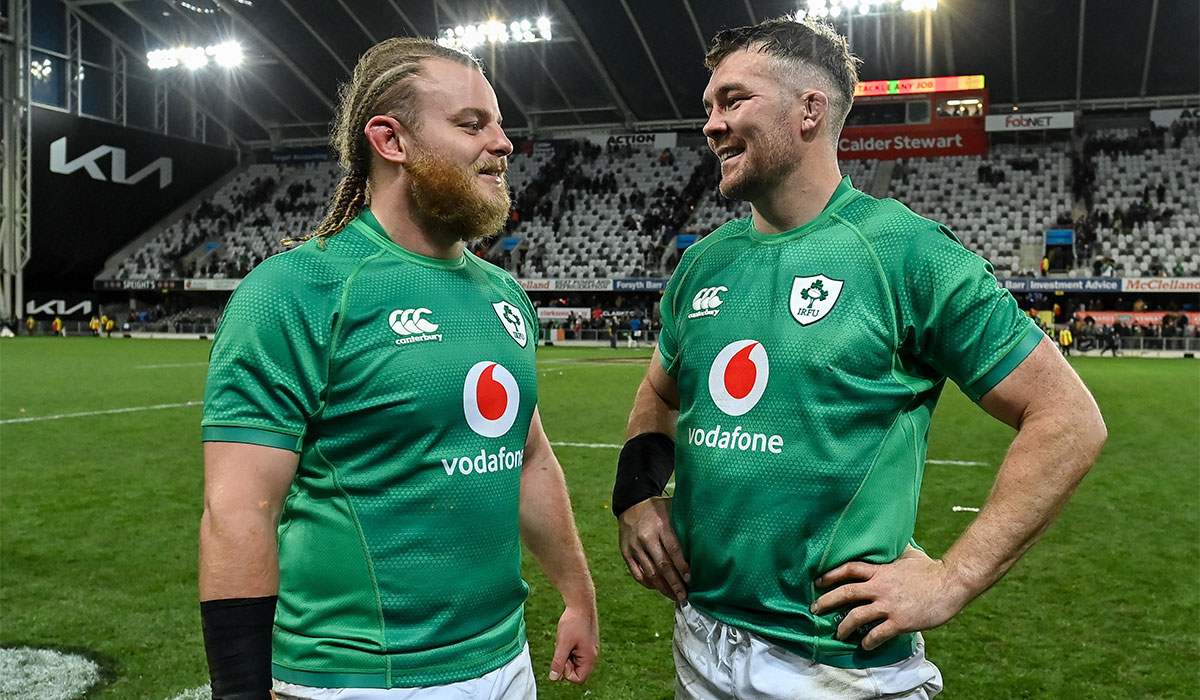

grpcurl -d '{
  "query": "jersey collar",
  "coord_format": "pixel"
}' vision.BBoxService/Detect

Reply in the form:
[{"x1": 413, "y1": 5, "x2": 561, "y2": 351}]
[
  {"x1": 747, "y1": 175, "x2": 862, "y2": 243},
  {"x1": 349, "y1": 208, "x2": 468, "y2": 270}
]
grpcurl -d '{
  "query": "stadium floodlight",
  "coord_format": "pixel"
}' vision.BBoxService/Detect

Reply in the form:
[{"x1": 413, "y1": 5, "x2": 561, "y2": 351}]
[
  {"x1": 179, "y1": 1, "x2": 217, "y2": 15},
  {"x1": 437, "y1": 16, "x2": 553, "y2": 50},
  {"x1": 146, "y1": 41, "x2": 245, "y2": 70},
  {"x1": 803, "y1": 0, "x2": 938, "y2": 17},
  {"x1": 209, "y1": 41, "x2": 244, "y2": 67},
  {"x1": 181, "y1": 47, "x2": 208, "y2": 70},
  {"x1": 30, "y1": 58, "x2": 53, "y2": 80}
]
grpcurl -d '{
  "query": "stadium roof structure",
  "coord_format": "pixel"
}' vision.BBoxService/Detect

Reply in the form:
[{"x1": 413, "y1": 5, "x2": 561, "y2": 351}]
[{"x1": 52, "y1": 0, "x2": 1200, "y2": 147}]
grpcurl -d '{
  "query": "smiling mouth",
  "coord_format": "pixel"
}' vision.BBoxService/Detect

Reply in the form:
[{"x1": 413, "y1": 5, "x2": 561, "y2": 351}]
[
  {"x1": 476, "y1": 160, "x2": 508, "y2": 178},
  {"x1": 719, "y1": 149, "x2": 744, "y2": 165}
]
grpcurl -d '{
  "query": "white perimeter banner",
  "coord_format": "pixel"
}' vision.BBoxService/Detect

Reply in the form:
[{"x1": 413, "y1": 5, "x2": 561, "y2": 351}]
[
  {"x1": 536, "y1": 307, "x2": 591, "y2": 321},
  {"x1": 1121, "y1": 277, "x2": 1200, "y2": 293},
  {"x1": 184, "y1": 278, "x2": 242, "y2": 291},
  {"x1": 516, "y1": 278, "x2": 614, "y2": 292},
  {"x1": 582, "y1": 132, "x2": 677, "y2": 151},
  {"x1": 1150, "y1": 107, "x2": 1200, "y2": 128},
  {"x1": 985, "y1": 112, "x2": 1075, "y2": 132}
]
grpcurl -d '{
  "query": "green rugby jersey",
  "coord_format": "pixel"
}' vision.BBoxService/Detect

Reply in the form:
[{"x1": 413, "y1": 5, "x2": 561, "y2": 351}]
[
  {"x1": 202, "y1": 210, "x2": 539, "y2": 688},
  {"x1": 659, "y1": 176, "x2": 1041, "y2": 669}
]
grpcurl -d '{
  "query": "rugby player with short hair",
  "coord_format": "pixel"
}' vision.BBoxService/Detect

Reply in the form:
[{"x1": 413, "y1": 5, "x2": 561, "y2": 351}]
[
  {"x1": 199, "y1": 37, "x2": 598, "y2": 700},
  {"x1": 613, "y1": 17, "x2": 1106, "y2": 699}
]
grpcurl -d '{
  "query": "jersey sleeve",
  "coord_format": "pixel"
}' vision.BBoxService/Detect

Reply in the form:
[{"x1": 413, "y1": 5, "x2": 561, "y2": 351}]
[
  {"x1": 901, "y1": 224, "x2": 1042, "y2": 402},
  {"x1": 657, "y1": 261, "x2": 685, "y2": 376},
  {"x1": 201, "y1": 256, "x2": 335, "y2": 451}
]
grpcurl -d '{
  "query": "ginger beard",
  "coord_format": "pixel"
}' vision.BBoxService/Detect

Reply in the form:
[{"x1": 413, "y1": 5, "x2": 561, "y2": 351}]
[
  {"x1": 405, "y1": 149, "x2": 511, "y2": 243},
  {"x1": 718, "y1": 115, "x2": 797, "y2": 203}
]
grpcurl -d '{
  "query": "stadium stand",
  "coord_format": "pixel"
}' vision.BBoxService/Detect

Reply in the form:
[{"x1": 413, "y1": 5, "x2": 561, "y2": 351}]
[
  {"x1": 885, "y1": 141, "x2": 1073, "y2": 276},
  {"x1": 111, "y1": 124, "x2": 1199, "y2": 285},
  {"x1": 512, "y1": 143, "x2": 713, "y2": 278},
  {"x1": 1082, "y1": 127, "x2": 1200, "y2": 277}
]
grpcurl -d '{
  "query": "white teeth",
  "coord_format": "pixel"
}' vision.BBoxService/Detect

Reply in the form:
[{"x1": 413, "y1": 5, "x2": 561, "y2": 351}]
[{"x1": 720, "y1": 150, "x2": 743, "y2": 162}]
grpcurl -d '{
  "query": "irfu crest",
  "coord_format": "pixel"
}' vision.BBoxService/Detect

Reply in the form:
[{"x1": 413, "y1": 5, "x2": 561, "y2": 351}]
[
  {"x1": 789, "y1": 275, "x2": 844, "y2": 326},
  {"x1": 492, "y1": 301, "x2": 528, "y2": 347}
]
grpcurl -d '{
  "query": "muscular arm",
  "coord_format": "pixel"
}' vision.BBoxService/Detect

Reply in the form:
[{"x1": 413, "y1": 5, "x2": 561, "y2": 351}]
[
  {"x1": 814, "y1": 337, "x2": 1107, "y2": 648},
  {"x1": 199, "y1": 442, "x2": 298, "y2": 600},
  {"x1": 626, "y1": 348, "x2": 680, "y2": 438},
  {"x1": 519, "y1": 407, "x2": 599, "y2": 684},
  {"x1": 941, "y1": 335, "x2": 1106, "y2": 597},
  {"x1": 617, "y1": 349, "x2": 691, "y2": 601}
]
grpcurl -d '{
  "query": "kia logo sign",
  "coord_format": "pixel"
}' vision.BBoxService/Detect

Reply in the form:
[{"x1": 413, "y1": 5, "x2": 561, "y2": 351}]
[{"x1": 49, "y1": 137, "x2": 173, "y2": 189}]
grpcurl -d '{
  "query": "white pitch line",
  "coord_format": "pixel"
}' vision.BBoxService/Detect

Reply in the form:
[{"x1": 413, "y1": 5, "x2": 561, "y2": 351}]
[
  {"x1": 164, "y1": 685, "x2": 211, "y2": 700},
  {"x1": 927, "y1": 459, "x2": 987, "y2": 466},
  {"x1": 551, "y1": 441, "x2": 623, "y2": 449},
  {"x1": 952, "y1": 505, "x2": 982, "y2": 513},
  {"x1": 135, "y1": 362, "x2": 209, "y2": 369},
  {"x1": 0, "y1": 401, "x2": 203, "y2": 424}
]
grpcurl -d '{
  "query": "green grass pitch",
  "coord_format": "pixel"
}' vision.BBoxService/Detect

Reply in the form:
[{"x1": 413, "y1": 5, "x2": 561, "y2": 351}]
[{"x1": 1, "y1": 338, "x2": 1197, "y2": 699}]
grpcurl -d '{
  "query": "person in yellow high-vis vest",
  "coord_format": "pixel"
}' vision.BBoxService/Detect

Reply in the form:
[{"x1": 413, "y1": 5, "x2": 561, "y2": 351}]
[{"x1": 1059, "y1": 327, "x2": 1074, "y2": 356}]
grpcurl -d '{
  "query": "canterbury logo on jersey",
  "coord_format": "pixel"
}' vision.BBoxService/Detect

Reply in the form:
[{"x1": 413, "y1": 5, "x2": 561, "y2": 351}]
[
  {"x1": 688, "y1": 286, "x2": 727, "y2": 319},
  {"x1": 389, "y1": 308, "x2": 443, "y2": 345}
]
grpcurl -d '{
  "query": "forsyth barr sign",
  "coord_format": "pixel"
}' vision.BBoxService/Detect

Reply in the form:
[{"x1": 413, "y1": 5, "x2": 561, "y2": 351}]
[{"x1": 49, "y1": 137, "x2": 173, "y2": 189}]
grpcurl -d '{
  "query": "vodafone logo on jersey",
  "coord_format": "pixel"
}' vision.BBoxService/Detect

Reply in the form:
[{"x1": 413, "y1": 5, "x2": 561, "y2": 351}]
[
  {"x1": 708, "y1": 340, "x2": 769, "y2": 416},
  {"x1": 463, "y1": 361, "x2": 520, "y2": 437}
]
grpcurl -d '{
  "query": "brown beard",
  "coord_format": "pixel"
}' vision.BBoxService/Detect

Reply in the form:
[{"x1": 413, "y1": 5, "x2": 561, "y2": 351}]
[{"x1": 406, "y1": 150, "x2": 511, "y2": 243}]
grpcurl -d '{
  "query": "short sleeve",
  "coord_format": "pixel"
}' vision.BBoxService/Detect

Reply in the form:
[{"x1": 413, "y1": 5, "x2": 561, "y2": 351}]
[
  {"x1": 202, "y1": 258, "x2": 334, "y2": 450},
  {"x1": 903, "y1": 225, "x2": 1042, "y2": 402},
  {"x1": 657, "y1": 265, "x2": 684, "y2": 376}
]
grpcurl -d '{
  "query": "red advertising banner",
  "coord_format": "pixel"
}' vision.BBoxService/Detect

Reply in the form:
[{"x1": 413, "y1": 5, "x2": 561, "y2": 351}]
[
  {"x1": 1073, "y1": 311, "x2": 1200, "y2": 326},
  {"x1": 838, "y1": 125, "x2": 988, "y2": 160},
  {"x1": 855, "y1": 74, "x2": 986, "y2": 97}
]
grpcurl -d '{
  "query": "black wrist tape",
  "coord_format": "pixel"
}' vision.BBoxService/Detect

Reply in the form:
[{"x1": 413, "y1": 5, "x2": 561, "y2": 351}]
[
  {"x1": 200, "y1": 596, "x2": 277, "y2": 700},
  {"x1": 613, "y1": 432, "x2": 675, "y2": 518}
]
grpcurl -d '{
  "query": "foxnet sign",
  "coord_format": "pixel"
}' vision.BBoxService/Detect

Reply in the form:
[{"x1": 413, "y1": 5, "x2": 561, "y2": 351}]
[{"x1": 985, "y1": 112, "x2": 1075, "y2": 132}]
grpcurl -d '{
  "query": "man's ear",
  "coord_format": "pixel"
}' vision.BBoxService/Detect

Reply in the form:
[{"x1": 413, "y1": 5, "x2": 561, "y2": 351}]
[
  {"x1": 798, "y1": 90, "x2": 829, "y2": 139},
  {"x1": 364, "y1": 115, "x2": 408, "y2": 164}
]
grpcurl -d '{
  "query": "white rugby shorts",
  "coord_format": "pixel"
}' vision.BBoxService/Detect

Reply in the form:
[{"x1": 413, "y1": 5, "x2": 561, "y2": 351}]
[
  {"x1": 674, "y1": 603, "x2": 943, "y2": 700},
  {"x1": 272, "y1": 643, "x2": 536, "y2": 700}
]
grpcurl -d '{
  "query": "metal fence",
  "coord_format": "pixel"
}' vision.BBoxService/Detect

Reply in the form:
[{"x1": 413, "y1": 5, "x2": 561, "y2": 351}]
[
  {"x1": 1117, "y1": 336, "x2": 1200, "y2": 353},
  {"x1": 19, "y1": 322, "x2": 1198, "y2": 355}
]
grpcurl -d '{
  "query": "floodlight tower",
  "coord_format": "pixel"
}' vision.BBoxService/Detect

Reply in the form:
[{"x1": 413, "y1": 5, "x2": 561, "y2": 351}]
[
  {"x1": 1, "y1": 0, "x2": 32, "y2": 322},
  {"x1": 798, "y1": 0, "x2": 941, "y2": 80}
]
